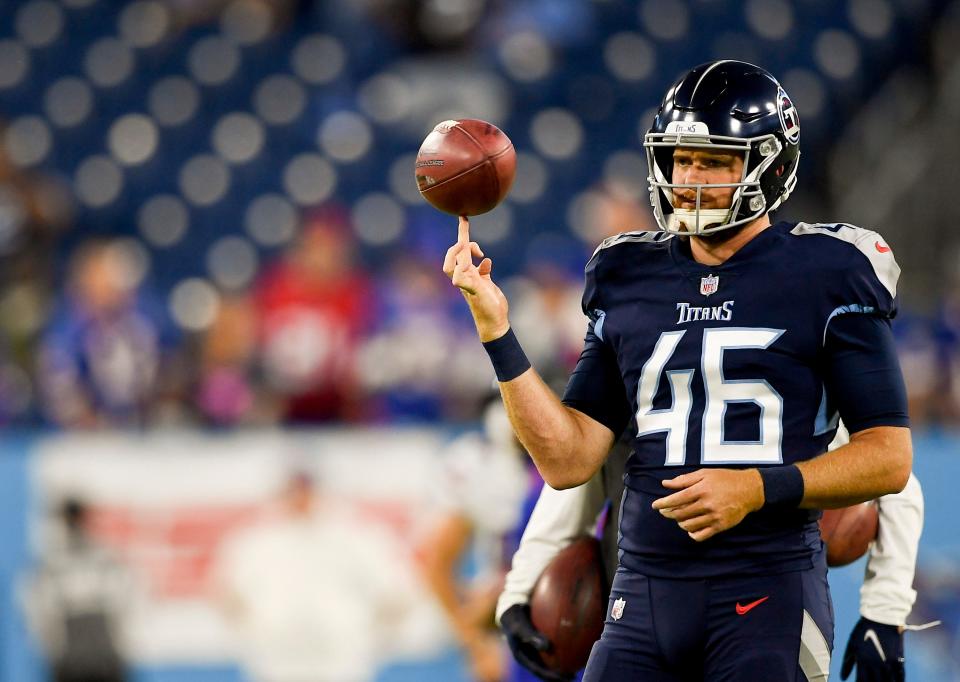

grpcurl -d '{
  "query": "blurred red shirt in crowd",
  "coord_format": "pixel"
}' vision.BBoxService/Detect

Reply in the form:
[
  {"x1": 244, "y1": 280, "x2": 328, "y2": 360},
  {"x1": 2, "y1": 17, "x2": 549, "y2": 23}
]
[{"x1": 254, "y1": 212, "x2": 376, "y2": 423}]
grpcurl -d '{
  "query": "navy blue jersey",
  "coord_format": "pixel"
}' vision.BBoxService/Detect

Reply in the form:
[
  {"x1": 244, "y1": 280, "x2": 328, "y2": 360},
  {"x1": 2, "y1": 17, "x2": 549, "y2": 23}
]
[{"x1": 562, "y1": 221, "x2": 908, "y2": 578}]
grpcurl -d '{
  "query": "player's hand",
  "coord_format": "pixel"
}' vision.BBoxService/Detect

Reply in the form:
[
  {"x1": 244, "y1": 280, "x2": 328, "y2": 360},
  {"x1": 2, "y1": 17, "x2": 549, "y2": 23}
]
[
  {"x1": 653, "y1": 468, "x2": 764, "y2": 542},
  {"x1": 841, "y1": 617, "x2": 905, "y2": 681},
  {"x1": 499, "y1": 604, "x2": 574, "y2": 682},
  {"x1": 443, "y1": 216, "x2": 510, "y2": 342}
]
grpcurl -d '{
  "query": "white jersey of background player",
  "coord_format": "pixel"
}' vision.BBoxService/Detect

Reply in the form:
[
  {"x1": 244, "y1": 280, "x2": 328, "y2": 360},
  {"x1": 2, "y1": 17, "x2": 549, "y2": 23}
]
[
  {"x1": 497, "y1": 425, "x2": 924, "y2": 681},
  {"x1": 419, "y1": 398, "x2": 531, "y2": 682}
]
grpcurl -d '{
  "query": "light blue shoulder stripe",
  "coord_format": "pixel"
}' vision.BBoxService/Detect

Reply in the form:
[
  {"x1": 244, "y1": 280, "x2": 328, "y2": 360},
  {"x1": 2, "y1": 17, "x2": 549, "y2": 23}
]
[{"x1": 821, "y1": 303, "x2": 876, "y2": 345}]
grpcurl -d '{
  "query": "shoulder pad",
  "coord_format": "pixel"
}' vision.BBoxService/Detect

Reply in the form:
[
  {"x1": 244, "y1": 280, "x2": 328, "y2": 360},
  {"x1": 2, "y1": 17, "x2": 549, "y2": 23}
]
[
  {"x1": 583, "y1": 231, "x2": 672, "y2": 318},
  {"x1": 590, "y1": 230, "x2": 673, "y2": 259},
  {"x1": 789, "y1": 222, "x2": 900, "y2": 298}
]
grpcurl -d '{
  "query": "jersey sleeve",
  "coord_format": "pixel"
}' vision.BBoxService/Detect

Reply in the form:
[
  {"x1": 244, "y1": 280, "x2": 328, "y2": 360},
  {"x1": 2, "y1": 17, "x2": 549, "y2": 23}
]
[
  {"x1": 561, "y1": 250, "x2": 633, "y2": 436},
  {"x1": 823, "y1": 314, "x2": 909, "y2": 433},
  {"x1": 810, "y1": 225, "x2": 907, "y2": 431}
]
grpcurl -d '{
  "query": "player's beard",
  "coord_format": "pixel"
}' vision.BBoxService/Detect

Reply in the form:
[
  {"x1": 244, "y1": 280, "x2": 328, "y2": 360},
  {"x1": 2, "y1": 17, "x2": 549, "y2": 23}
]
[{"x1": 669, "y1": 190, "x2": 738, "y2": 239}]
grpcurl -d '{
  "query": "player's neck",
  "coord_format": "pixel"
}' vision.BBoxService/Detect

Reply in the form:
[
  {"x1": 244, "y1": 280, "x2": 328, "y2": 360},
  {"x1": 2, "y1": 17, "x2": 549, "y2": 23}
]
[{"x1": 688, "y1": 215, "x2": 772, "y2": 266}]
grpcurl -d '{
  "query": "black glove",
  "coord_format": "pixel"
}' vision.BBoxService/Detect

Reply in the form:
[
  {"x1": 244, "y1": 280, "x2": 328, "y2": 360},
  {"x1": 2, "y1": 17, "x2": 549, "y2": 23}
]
[
  {"x1": 841, "y1": 617, "x2": 904, "y2": 682},
  {"x1": 499, "y1": 604, "x2": 573, "y2": 682}
]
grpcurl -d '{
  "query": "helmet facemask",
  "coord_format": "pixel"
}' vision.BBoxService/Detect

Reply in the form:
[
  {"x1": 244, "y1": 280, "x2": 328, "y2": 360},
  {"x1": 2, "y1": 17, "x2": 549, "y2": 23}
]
[{"x1": 644, "y1": 130, "x2": 793, "y2": 237}]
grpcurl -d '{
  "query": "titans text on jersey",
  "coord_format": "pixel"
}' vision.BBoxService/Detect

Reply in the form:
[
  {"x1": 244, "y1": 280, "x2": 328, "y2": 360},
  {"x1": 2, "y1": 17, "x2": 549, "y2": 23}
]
[{"x1": 676, "y1": 301, "x2": 735, "y2": 324}]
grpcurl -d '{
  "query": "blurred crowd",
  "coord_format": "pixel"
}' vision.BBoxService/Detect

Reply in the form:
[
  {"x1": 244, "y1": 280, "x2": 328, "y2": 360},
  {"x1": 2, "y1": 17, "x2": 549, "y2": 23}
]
[
  {"x1": 0, "y1": 0, "x2": 958, "y2": 431},
  {"x1": 0, "y1": 135, "x2": 603, "y2": 429},
  {"x1": 4, "y1": 136, "x2": 960, "y2": 430}
]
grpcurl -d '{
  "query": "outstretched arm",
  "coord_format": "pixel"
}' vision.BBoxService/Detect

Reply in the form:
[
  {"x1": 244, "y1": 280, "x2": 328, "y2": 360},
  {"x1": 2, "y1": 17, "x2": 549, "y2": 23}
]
[{"x1": 443, "y1": 217, "x2": 614, "y2": 488}]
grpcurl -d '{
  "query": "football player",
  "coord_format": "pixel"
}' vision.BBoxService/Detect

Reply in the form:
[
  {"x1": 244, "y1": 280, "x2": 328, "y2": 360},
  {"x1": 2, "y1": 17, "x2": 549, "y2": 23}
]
[
  {"x1": 443, "y1": 60, "x2": 913, "y2": 680},
  {"x1": 416, "y1": 397, "x2": 532, "y2": 682},
  {"x1": 496, "y1": 425, "x2": 925, "y2": 681}
]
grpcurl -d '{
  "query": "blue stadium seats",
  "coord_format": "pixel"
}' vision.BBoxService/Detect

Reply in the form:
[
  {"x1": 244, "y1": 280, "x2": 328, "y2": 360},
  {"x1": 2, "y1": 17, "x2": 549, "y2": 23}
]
[{"x1": 0, "y1": 0, "x2": 949, "y2": 313}]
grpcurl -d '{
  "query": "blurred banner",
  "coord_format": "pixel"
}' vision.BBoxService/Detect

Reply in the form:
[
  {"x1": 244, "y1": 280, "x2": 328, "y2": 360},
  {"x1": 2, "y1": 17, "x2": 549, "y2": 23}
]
[
  {"x1": 0, "y1": 428, "x2": 951, "y2": 682},
  {"x1": 21, "y1": 429, "x2": 457, "y2": 680}
]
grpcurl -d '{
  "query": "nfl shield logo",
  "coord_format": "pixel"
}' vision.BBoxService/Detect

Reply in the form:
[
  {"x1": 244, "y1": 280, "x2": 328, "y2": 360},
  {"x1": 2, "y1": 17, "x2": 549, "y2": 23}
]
[
  {"x1": 700, "y1": 274, "x2": 719, "y2": 296},
  {"x1": 611, "y1": 597, "x2": 626, "y2": 621}
]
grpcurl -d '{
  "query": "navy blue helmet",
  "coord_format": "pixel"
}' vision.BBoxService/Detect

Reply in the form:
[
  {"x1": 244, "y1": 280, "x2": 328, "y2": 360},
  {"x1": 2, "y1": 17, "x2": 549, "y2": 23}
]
[{"x1": 644, "y1": 60, "x2": 800, "y2": 235}]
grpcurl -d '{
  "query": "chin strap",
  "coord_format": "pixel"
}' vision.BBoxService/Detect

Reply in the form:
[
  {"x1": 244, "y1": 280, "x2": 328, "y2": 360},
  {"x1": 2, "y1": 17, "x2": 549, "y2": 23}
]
[{"x1": 668, "y1": 207, "x2": 732, "y2": 234}]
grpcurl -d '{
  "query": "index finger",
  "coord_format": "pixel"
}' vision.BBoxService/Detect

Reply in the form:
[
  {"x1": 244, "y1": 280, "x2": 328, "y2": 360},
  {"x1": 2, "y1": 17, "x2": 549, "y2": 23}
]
[
  {"x1": 659, "y1": 470, "x2": 704, "y2": 491},
  {"x1": 458, "y1": 215, "x2": 470, "y2": 244}
]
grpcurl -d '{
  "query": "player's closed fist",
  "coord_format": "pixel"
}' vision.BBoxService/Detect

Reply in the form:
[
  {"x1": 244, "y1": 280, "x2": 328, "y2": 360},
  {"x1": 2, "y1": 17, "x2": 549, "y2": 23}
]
[{"x1": 500, "y1": 604, "x2": 573, "y2": 682}]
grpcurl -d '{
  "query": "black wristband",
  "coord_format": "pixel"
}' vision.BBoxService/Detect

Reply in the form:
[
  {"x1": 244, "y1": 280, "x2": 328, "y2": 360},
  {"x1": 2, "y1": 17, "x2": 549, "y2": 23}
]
[
  {"x1": 759, "y1": 464, "x2": 805, "y2": 507},
  {"x1": 482, "y1": 328, "x2": 531, "y2": 382}
]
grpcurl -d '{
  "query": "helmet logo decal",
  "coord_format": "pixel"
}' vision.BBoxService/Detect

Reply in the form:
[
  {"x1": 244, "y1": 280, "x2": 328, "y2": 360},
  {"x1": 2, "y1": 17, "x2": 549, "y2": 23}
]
[{"x1": 777, "y1": 87, "x2": 800, "y2": 143}]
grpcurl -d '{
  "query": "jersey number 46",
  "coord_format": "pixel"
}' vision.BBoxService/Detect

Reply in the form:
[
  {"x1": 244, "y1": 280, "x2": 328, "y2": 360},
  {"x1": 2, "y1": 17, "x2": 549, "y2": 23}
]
[{"x1": 636, "y1": 327, "x2": 785, "y2": 466}]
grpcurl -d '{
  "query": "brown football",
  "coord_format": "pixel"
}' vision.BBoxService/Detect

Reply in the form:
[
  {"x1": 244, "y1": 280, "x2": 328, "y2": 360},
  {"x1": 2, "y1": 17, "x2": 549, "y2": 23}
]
[
  {"x1": 819, "y1": 502, "x2": 879, "y2": 567},
  {"x1": 414, "y1": 118, "x2": 516, "y2": 216},
  {"x1": 529, "y1": 535, "x2": 605, "y2": 675}
]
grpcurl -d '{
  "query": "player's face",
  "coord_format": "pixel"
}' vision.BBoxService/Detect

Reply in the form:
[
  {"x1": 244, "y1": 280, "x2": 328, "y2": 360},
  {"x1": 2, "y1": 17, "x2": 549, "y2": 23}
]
[{"x1": 670, "y1": 148, "x2": 745, "y2": 210}]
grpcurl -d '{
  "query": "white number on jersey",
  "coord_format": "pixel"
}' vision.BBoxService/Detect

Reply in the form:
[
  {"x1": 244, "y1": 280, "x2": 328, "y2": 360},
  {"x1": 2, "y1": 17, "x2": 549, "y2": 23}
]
[{"x1": 635, "y1": 327, "x2": 785, "y2": 466}]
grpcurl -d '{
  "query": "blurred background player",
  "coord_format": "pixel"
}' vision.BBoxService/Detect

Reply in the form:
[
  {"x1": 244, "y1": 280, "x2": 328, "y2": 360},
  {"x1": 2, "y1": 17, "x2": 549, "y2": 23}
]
[
  {"x1": 37, "y1": 239, "x2": 178, "y2": 428},
  {"x1": 497, "y1": 425, "x2": 925, "y2": 681},
  {"x1": 22, "y1": 498, "x2": 132, "y2": 682},
  {"x1": 213, "y1": 471, "x2": 418, "y2": 682},
  {"x1": 417, "y1": 395, "x2": 542, "y2": 682},
  {"x1": 496, "y1": 437, "x2": 630, "y2": 682}
]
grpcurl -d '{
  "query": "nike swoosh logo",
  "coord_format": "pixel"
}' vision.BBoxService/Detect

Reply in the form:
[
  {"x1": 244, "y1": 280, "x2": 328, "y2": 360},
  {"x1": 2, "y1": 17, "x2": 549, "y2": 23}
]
[
  {"x1": 864, "y1": 629, "x2": 886, "y2": 661},
  {"x1": 735, "y1": 596, "x2": 769, "y2": 615},
  {"x1": 875, "y1": 241, "x2": 891, "y2": 253}
]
